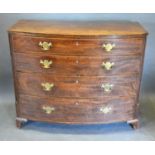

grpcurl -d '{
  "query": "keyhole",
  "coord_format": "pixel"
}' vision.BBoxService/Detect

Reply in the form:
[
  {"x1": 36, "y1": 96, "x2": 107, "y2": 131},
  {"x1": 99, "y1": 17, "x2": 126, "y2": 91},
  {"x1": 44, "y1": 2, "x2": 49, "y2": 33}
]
[
  {"x1": 76, "y1": 60, "x2": 79, "y2": 64},
  {"x1": 76, "y1": 42, "x2": 79, "y2": 46},
  {"x1": 75, "y1": 102, "x2": 79, "y2": 106}
]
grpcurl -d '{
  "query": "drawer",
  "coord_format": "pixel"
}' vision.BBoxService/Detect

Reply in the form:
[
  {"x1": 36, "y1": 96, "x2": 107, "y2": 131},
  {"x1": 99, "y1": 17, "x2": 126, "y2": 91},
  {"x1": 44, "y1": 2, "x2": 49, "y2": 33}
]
[
  {"x1": 17, "y1": 95, "x2": 136, "y2": 124},
  {"x1": 17, "y1": 72, "x2": 139, "y2": 98},
  {"x1": 12, "y1": 34, "x2": 144, "y2": 56},
  {"x1": 13, "y1": 53, "x2": 141, "y2": 76}
]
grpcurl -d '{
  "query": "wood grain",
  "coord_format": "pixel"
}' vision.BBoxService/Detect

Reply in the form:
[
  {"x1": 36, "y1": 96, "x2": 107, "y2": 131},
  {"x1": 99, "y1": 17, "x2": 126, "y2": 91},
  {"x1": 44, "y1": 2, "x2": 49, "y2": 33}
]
[
  {"x1": 8, "y1": 20, "x2": 147, "y2": 128},
  {"x1": 8, "y1": 20, "x2": 147, "y2": 36},
  {"x1": 13, "y1": 53, "x2": 141, "y2": 76},
  {"x1": 17, "y1": 94, "x2": 136, "y2": 124},
  {"x1": 12, "y1": 34, "x2": 144, "y2": 56},
  {"x1": 16, "y1": 72, "x2": 139, "y2": 98}
]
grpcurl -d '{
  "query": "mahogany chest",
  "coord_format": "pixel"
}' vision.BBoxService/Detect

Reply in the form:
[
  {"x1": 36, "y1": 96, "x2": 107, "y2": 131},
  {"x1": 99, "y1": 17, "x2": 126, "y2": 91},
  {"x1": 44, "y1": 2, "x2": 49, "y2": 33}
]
[{"x1": 8, "y1": 20, "x2": 147, "y2": 129}]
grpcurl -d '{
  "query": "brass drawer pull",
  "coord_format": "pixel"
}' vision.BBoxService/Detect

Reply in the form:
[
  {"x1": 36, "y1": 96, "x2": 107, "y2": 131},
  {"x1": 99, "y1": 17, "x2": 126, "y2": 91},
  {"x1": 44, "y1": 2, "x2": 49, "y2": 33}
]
[
  {"x1": 101, "y1": 83, "x2": 114, "y2": 93},
  {"x1": 102, "y1": 43, "x2": 115, "y2": 52},
  {"x1": 41, "y1": 82, "x2": 54, "y2": 91},
  {"x1": 39, "y1": 41, "x2": 52, "y2": 51},
  {"x1": 100, "y1": 106, "x2": 112, "y2": 114},
  {"x1": 102, "y1": 61, "x2": 115, "y2": 70},
  {"x1": 42, "y1": 106, "x2": 55, "y2": 114},
  {"x1": 40, "y1": 59, "x2": 53, "y2": 69}
]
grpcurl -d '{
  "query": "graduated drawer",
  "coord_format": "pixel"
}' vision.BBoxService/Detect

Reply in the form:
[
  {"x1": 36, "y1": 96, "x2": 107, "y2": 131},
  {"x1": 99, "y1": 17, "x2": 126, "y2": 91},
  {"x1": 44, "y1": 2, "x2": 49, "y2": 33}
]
[
  {"x1": 17, "y1": 95, "x2": 136, "y2": 124},
  {"x1": 17, "y1": 72, "x2": 139, "y2": 98},
  {"x1": 12, "y1": 34, "x2": 144, "y2": 56},
  {"x1": 13, "y1": 53, "x2": 141, "y2": 76}
]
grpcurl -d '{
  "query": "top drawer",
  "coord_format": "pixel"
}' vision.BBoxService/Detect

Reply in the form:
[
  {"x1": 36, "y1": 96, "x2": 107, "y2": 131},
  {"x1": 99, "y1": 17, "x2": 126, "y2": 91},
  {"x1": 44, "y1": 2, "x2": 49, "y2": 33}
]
[{"x1": 11, "y1": 34, "x2": 144, "y2": 56}]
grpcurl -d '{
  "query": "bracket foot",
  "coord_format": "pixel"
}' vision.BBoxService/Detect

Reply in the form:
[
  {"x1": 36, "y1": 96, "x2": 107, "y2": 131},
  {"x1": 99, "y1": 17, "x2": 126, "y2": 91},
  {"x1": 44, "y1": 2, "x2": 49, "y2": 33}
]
[{"x1": 127, "y1": 119, "x2": 139, "y2": 129}]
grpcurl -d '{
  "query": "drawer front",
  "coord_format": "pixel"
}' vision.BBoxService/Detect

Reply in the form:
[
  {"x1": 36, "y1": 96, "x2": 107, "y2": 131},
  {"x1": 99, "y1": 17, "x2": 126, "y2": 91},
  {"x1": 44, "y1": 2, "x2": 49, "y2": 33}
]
[
  {"x1": 12, "y1": 34, "x2": 144, "y2": 56},
  {"x1": 17, "y1": 72, "x2": 139, "y2": 98},
  {"x1": 14, "y1": 53, "x2": 141, "y2": 76},
  {"x1": 17, "y1": 95, "x2": 136, "y2": 124}
]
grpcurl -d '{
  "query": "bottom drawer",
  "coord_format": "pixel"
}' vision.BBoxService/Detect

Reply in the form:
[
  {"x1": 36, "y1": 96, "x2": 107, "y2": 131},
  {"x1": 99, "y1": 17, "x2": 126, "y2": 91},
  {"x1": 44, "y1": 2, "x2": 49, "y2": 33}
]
[{"x1": 17, "y1": 95, "x2": 136, "y2": 124}]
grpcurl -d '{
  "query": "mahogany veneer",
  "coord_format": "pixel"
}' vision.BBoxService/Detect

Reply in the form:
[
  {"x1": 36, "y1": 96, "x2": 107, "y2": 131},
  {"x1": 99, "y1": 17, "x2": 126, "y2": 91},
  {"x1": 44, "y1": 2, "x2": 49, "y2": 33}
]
[{"x1": 8, "y1": 20, "x2": 147, "y2": 129}]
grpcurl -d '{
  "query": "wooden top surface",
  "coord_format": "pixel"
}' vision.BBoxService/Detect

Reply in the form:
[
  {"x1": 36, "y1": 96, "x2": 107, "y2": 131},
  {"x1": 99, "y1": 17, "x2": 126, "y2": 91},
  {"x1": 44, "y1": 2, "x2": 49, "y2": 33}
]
[{"x1": 9, "y1": 20, "x2": 147, "y2": 36}]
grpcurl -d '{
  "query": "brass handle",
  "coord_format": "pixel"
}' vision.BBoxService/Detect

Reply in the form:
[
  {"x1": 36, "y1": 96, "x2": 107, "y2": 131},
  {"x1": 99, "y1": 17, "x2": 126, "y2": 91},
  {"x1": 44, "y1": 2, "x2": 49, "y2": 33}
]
[
  {"x1": 42, "y1": 106, "x2": 55, "y2": 114},
  {"x1": 102, "y1": 62, "x2": 115, "y2": 70},
  {"x1": 100, "y1": 106, "x2": 112, "y2": 114},
  {"x1": 40, "y1": 59, "x2": 53, "y2": 69},
  {"x1": 102, "y1": 43, "x2": 115, "y2": 52},
  {"x1": 101, "y1": 83, "x2": 114, "y2": 93},
  {"x1": 39, "y1": 41, "x2": 52, "y2": 51},
  {"x1": 41, "y1": 82, "x2": 54, "y2": 91}
]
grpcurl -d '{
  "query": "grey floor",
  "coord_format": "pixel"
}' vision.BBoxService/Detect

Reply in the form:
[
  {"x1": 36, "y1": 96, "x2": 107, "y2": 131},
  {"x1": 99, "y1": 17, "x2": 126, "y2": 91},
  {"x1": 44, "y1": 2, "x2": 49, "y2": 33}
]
[{"x1": 0, "y1": 77, "x2": 155, "y2": 140}]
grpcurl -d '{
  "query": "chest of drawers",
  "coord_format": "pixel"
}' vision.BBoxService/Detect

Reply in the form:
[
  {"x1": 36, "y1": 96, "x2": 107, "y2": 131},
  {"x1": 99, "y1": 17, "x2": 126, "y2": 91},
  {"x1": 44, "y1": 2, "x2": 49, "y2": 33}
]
[{"x1": 8, "y1": 20, "x2": 147, "y2": 129}]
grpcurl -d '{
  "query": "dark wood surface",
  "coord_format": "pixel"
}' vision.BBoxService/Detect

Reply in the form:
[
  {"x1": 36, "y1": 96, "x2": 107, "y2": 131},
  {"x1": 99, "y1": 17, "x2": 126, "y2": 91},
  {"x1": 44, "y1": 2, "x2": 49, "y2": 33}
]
[
  {"x1": 16, "y1": 72, "x2": 139, "y2": 98},
  {"x1": 14, "y1": 53, "x2": 141, "y2": 76},
  {"x1": 8, "y1": 20, "x2": 148, "y2": 128},
  {"x1": 12, "y1": 34, "x2": 144, "y2": 55},
  {"x1": 17, "y1": 95, "x2": 136, "y2": 124}
]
